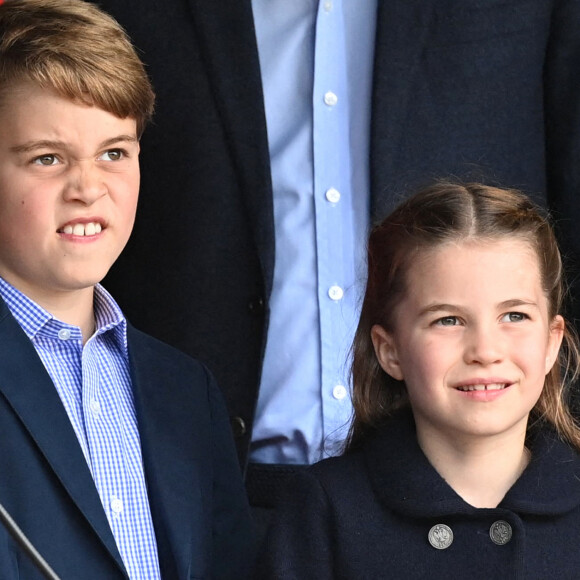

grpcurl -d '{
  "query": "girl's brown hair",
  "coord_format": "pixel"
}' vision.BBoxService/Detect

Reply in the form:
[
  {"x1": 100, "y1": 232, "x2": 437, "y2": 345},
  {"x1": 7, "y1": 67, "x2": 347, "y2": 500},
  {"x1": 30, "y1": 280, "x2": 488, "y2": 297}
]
[
  {"x1": 0, "y1": 0, "x2": 155, "y2": 136},
  {"x1": 347, "y1": 181, "x2": 580, "y2": 452}
]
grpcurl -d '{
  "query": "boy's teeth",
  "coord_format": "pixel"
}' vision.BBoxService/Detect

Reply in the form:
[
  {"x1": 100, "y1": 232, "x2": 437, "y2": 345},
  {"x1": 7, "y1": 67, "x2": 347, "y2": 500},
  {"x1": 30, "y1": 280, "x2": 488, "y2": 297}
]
[
  {"x1": 457, "y1": 383, "x2": 506, "y2": 392},
  {"x1": 63, "y1": 222, "x2": 102, "y2": 236}
]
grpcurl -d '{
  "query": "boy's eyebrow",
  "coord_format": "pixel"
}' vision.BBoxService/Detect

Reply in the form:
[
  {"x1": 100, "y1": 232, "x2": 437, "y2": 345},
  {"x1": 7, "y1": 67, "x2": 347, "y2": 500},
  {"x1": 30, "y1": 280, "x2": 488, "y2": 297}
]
[{"x1": 10, "y1": 135, "x2": 138, "y2": 154}]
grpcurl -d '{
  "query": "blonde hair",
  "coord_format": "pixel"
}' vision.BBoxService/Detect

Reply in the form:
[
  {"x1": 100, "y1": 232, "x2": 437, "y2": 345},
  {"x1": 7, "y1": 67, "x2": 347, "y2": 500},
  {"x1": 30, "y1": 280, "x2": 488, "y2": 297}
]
[
  {"x1": 0, "y1": 0, "x2": 154, "y2": 136},
  {"x1": 347, "y1": 181, "x2": 580, "y2": 452}
]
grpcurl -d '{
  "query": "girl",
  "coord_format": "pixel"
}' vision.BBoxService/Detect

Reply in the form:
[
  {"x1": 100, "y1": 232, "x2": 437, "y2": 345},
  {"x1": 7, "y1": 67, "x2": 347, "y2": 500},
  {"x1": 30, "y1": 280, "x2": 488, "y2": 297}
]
[{"x1": 258, "y1": 182, "x2": 580, "y2": 579}]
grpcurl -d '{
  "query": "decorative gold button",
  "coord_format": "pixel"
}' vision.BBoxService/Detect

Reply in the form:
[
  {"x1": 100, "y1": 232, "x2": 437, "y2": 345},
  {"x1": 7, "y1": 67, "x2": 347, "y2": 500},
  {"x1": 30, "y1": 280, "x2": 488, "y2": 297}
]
[
  {"x1": 428, "y1": 524, "x2": 453, "y2": 549},
  {"x1": 490, "y1": 520, "x2": 512, "y2": 545}
]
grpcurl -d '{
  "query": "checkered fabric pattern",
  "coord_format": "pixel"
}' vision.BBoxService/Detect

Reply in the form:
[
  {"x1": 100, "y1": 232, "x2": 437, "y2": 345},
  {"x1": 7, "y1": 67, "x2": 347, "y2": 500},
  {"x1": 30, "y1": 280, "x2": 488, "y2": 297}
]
[{"x1": 0, "y1": 278, "x2": 161, "y2": 579}]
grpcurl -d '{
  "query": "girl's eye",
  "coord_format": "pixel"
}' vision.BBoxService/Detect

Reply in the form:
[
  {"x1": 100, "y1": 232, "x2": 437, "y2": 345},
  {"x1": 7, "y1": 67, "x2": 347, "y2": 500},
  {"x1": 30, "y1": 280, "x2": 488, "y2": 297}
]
[
  {"x1": 435, "y1": 316, "x2": 460, "y2": 327},
  {"x1": 32, "y1": 154, "x2": 59, "y2": 166},
  {"x1": 100, "y1": 149, "x2": 125, "y2": 161},
  {"x1": 501, "y1": 312, "x2": 528, "y2": 323}
]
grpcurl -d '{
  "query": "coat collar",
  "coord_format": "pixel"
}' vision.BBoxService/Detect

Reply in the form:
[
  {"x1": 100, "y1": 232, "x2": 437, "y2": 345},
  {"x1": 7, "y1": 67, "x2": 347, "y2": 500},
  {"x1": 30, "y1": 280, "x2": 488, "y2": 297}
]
[
  {"x1": 0, "y1": 299, "x2": 126, "y2": 574},
  {"x1": 365, "y1": 409, "x2": 580, "y2": 518}
]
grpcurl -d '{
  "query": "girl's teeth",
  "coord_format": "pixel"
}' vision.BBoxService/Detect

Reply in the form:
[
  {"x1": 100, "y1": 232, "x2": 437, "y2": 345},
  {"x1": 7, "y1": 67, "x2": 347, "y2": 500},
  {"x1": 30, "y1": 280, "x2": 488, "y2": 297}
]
[{"x1": 458, "y1": 384, "x2": 506, "y2": 392}]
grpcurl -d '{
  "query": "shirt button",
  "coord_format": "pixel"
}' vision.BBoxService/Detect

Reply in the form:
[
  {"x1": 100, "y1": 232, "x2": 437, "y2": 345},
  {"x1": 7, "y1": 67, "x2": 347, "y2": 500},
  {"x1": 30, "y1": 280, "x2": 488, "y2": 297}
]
[
  {"x1": 328, "y1": 286, "x2": 344, "y2": 301},
  {"x1": 332, "y1": 385, "x2": 347, "y2": 400},
  {"x1": 489, "y1": 520, "x2": 512, "y2": 545},
  {"x1": 325, "y1": 187, "x2": 341, "y2": 203},
  {"x1": 428, "y1": 524, "x2": 453, "y2": 550},
  {"x1": 89, "y1": 400, "x2": 100, "y2": 415},
  {"x1": 110, "y1": 498, "x2": 123, "y2": 514},
  {"x1": 57, "y1": 328, "x2": 71, "y2": 340},
  {"x1": 323, "y1": 91, "x2": 338, "y2": 107},
  {"x1": 323, "y1": 0, "x2": 333, "y2": 11}
]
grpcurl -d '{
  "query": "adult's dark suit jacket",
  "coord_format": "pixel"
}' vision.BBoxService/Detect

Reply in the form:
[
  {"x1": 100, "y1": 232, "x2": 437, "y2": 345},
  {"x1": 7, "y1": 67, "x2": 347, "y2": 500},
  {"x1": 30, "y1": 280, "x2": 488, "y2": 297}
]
[
  {"x1": 0, "y1": 299, "x2": 252, "y2": 579},
  {"x1": 99, "y1": 0, "x2": 580, "y2": 467}
]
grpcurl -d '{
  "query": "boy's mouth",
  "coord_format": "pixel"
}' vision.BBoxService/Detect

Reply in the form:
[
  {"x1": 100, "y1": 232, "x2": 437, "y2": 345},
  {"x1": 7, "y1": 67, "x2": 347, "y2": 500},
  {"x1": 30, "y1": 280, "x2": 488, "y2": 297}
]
[{"x1": 58, "y1": 221, "x2": 103, "y2": 236}]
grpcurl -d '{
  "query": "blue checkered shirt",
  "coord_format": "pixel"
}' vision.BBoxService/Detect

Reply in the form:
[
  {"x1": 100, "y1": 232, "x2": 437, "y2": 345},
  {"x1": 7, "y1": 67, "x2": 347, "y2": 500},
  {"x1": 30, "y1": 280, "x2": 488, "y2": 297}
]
[{"x1": 0, "y1": 278, "x2": 161, "y2": 579}]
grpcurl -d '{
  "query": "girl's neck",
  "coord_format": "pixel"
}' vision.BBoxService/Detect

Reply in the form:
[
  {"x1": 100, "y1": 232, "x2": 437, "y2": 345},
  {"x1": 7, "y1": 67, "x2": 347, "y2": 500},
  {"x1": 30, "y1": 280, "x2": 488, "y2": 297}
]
[{"x1": 416, "y1": 423, "x2": 530, "y2": 508}]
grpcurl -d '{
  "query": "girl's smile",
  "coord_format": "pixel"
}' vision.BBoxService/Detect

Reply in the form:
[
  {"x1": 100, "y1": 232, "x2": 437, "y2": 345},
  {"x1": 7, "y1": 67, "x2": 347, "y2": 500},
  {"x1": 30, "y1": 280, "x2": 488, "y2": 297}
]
[{"x1": 372, "y1": 238, "x2": 564, "y2": 446}]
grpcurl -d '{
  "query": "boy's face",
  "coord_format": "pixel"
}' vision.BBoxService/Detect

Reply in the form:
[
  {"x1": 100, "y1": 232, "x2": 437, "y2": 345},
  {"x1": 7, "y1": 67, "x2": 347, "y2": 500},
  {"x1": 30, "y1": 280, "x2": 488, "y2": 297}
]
[{"x1": 0, "y1": 82, "x2": 140, "y2": 304}]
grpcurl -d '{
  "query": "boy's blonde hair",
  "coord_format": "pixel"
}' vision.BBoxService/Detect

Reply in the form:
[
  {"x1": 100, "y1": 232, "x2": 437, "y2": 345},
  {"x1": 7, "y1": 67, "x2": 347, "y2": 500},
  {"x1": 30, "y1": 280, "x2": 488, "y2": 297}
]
[{"x1": 0, "y1": 0, "x2": 154, "y2": 136}]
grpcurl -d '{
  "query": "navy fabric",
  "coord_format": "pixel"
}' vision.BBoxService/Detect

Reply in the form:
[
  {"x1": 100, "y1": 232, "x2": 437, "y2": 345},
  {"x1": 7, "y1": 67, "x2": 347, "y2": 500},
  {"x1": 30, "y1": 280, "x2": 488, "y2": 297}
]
[
  {"x1": 99, "y1": 0, "x2": 580, "y2": 468},
  {"x1": 258, "y1": 410, "x2": 580, "y2": 579},
  {"x1": 0, "y1": 298, "x2": 253, "y2": 579}
]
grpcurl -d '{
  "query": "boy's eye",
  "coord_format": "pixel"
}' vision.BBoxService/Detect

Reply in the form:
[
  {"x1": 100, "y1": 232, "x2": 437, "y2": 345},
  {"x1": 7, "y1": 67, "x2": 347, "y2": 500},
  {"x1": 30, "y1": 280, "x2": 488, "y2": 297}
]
[
  {"x1": 435, "y1": 316, "x2": 460, "y2": 327},
  {"x1": 99, "y1": 149, "x2": 125, "y2": 161},
  {"x1": 501, "y1": 312, "x2": 528, "y2": 323},
  {"x1": 32, "y1": 154, "x2": 59, "y2": 166}
]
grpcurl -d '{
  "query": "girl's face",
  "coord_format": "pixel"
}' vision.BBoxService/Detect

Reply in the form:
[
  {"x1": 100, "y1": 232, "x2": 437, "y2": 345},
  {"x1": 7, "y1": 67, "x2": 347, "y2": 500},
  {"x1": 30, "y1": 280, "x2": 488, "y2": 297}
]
[{"x1": 372, "y1": 239, "x2": 564, "y2": 445}]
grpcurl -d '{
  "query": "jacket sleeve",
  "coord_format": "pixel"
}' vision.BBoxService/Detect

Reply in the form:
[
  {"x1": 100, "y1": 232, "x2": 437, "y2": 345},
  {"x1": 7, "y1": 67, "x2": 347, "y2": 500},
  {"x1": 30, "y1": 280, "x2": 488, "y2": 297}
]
[
  {"x1": 206, "y1": 369, "x2": 256, "y2": 579},
  {"x1": 255, "y1": 469, "x2": 335, "y2": 580}
]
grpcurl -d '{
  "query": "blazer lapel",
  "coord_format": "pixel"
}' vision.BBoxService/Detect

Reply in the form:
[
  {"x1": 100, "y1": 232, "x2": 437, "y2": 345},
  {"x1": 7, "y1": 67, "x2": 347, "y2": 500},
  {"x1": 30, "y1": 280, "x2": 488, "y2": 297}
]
[
  {"x1": 128, "y1": 326, "x2": 204, "y2": 580},
  {"x1": 370, "y1": 0, "x2": 437, "y2": 218},
  {"x1": 0, "y1": 302, "x2": 125, "y2": 573},
  {"x1": 185, "y1": 0, "x2": 275, "y2": 298}
]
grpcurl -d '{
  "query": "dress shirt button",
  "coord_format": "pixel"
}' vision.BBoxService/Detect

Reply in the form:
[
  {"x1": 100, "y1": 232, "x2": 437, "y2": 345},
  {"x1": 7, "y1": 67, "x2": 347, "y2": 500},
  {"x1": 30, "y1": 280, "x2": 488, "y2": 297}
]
[
  {"x1": 325, "y1": 187, "x2": 341, "y2": 203},
  {"x1": 89, "y1": 399, "x2": 100, "y2": 415},
  {"x1": 332, "y1": 385, "x2": 347, "y2": 400},
  {"x1": 57, "y1": 328, "x2": 71, "y2": 341},
  {"x1": 110, "y1": 498, "x2": 123, "y2": 515},
  {"x1": 428, "y1": 524, "x2": 453, "y2": 550},
  {"x1": 231, "y1": 416, "x2": 247, "y2": 438},
  {"x1": 323, "y1": 91, "x2": 338, "y2": 107},
  {"x1": 323, "y1": 0, "x2": 333, "y2": 12},
  {"x1": 489, "y1": 520, "x2": 512, "y2": 545},
  {"x1": 328, "y1": 286, "x2": 344, "y2": 301}
]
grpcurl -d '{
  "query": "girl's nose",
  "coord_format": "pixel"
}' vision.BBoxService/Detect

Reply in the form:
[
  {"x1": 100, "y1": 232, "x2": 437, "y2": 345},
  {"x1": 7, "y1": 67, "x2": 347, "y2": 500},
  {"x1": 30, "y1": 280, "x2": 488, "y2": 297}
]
[{"x1": 463, "y1": 325, "x2": 503, "y2": 366}]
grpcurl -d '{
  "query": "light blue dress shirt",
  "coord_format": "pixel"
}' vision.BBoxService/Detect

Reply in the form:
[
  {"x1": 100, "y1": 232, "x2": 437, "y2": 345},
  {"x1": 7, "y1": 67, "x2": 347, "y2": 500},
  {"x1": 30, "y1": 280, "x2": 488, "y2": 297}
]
[
  {"x1": 0, "y1": 278, "x2": 161, "y2": 580},
  {"x1": 251, "y1": 0, "x2": 377, "y2": 464}
]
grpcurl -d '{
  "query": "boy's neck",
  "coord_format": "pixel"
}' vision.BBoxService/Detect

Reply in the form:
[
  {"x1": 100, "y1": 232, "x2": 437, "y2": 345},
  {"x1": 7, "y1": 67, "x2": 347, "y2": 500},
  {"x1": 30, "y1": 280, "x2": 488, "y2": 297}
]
[
  {"x1": 13, "y1": 282, "x2": 96, "y2": 344},
  {"x1": 416, "y1": 422, "x2": 530, "y2": 509}
]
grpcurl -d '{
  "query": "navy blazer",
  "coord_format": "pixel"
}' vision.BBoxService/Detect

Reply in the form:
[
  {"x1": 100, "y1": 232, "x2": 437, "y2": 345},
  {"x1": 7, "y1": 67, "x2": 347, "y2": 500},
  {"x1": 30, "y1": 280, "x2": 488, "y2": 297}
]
[
  {"x1": 0, "y1": 299, "x2": 253, "y2": 579},
  {"x1": 258, "y1": 411, "x2": 580, "y2": 579},
  {"x1": 99, "y1": 0, "x2": 580, "y2": 466}
]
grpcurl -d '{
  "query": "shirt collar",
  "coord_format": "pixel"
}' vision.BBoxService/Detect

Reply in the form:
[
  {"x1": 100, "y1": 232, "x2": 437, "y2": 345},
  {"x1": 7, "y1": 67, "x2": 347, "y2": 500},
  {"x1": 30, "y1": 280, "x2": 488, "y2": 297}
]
[{"x1": 0, "y1": 277, "x2": 127, "y2": 350}]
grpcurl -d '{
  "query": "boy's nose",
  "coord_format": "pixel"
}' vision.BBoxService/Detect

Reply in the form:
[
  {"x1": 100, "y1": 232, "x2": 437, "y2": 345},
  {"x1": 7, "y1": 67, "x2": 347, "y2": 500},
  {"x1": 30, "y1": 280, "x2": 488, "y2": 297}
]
[
  {"x1": 63, "y1": 164, "x2": 107, "y2": 204},
  {"x1": 463, "y1": 325, "x2": 504, "y2": 366}
]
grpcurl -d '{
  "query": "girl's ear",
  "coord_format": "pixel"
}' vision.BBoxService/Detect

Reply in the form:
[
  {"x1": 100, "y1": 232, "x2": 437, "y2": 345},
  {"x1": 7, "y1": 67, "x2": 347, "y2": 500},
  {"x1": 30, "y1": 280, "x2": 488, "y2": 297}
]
[
  {"x1": 371, "y1": 324, "x2": 404, "y2": 381},
  {"x1": 545, "y1": 314, "x2": 565, "y2": 375}
]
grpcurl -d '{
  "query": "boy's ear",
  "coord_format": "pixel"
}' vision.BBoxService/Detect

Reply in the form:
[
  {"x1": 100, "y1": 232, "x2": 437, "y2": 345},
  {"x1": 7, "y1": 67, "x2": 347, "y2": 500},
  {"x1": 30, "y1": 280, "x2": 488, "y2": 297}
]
[{"x1": 371, "y1": 324, "x2": 404, "y2": 381}]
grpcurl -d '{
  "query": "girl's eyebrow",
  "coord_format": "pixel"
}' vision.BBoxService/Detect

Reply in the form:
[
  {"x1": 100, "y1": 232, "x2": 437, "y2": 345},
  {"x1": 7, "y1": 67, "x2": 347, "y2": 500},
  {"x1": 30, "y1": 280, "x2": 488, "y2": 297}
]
[
  {"x1": 419, "y1": 303, "x2": 460, "y2": 317},
  {"x1": 419, "y1": 299, "x2": 539, "y2": 317},
  {"x1": 499, "y1": 298, "x2": 539, "y2": 310}
]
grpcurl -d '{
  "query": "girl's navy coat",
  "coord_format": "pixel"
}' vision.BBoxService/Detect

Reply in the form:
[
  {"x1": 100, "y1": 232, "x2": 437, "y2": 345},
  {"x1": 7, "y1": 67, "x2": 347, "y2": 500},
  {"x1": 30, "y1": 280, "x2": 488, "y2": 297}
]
[{"x1": 260, "y1": 410, "x2": 580, "y2": 579}]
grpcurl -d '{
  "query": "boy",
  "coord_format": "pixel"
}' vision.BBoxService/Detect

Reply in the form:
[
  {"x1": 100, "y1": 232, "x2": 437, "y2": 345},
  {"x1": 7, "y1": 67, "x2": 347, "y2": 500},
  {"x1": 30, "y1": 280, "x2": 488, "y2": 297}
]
[{"x1": 0, "y1": 1, "x2": 252, "y2": 578}]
